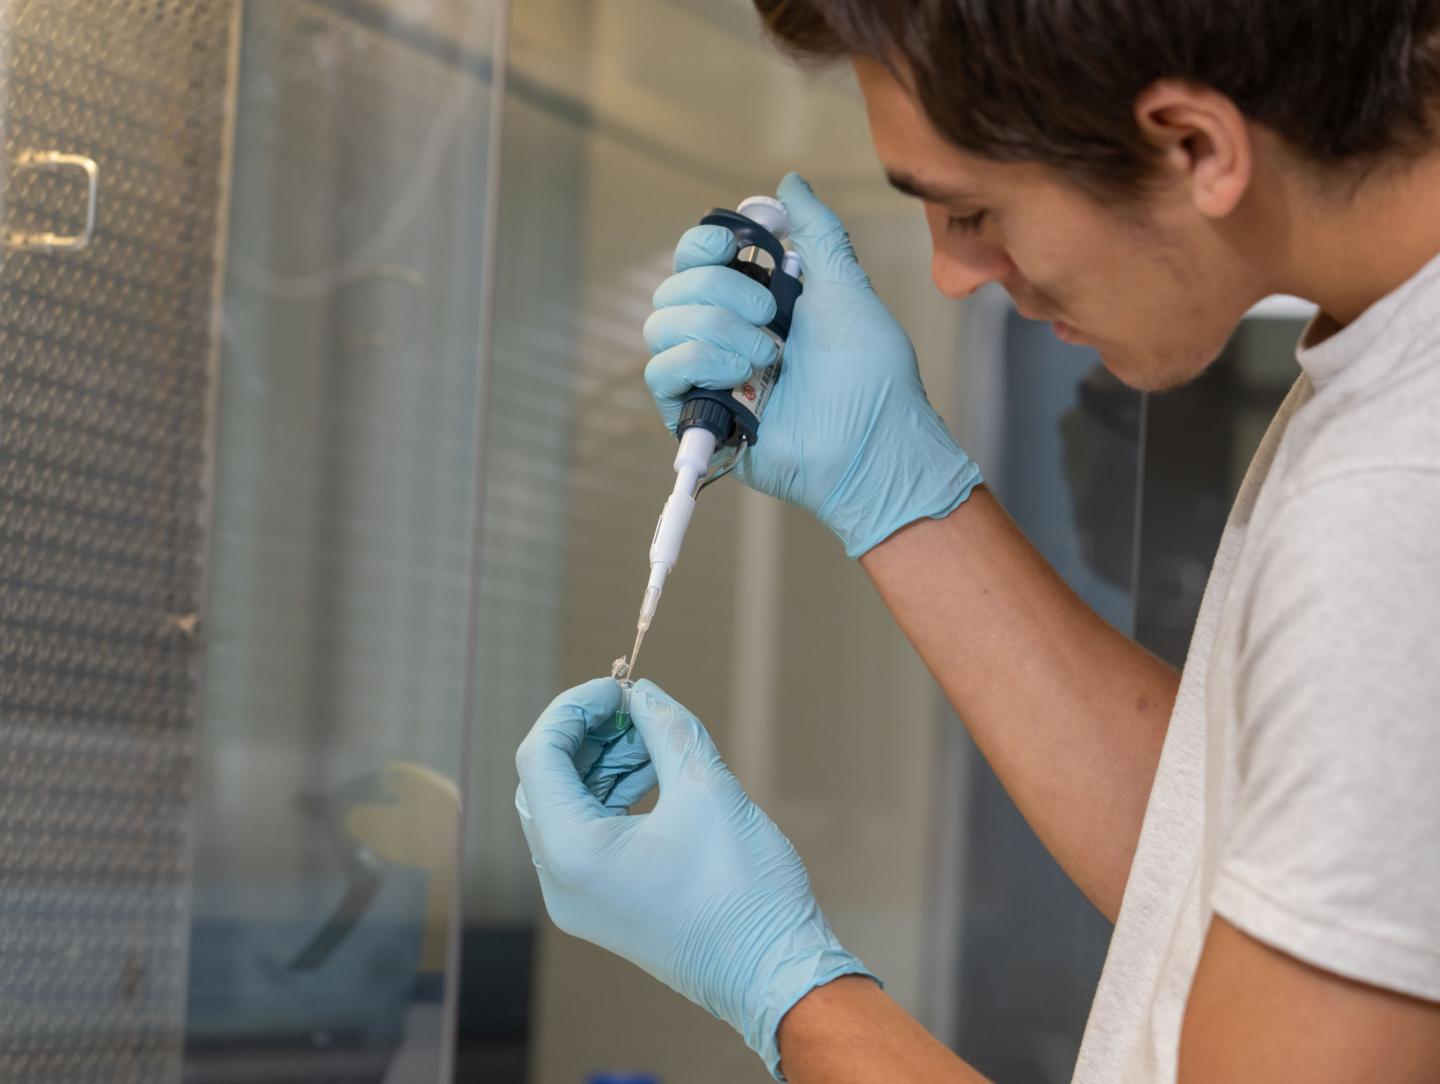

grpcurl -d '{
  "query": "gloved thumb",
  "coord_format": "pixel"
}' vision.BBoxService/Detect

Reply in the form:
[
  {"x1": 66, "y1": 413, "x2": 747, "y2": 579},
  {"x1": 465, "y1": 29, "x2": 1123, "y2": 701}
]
[
  {"x1": 778, "y1": 172, "x2": 871, "y2": 289},
  {"x1": 626, "y1": 679, "x2": 722, "y2": 792},
  {"x1": 514, "y1": 678, "x2": 619, "y2": 837}
]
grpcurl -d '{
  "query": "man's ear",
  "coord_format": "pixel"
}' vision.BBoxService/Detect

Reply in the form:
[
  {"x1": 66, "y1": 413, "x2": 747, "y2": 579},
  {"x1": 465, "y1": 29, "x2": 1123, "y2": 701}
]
[{"x1": 1134, "y1": 79, "x2": 1253, "y2": 218}]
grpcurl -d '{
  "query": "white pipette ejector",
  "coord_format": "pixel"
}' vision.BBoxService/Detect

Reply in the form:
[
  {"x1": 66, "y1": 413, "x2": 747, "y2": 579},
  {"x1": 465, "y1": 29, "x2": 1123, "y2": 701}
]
[{"x1": 619, "y1": 195, "x2": 804, "y2": 680}]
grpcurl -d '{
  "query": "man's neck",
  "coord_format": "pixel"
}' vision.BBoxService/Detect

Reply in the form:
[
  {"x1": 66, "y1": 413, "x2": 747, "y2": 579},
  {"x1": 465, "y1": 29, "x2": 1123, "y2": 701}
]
[{"x1": 1278, "y1": 147, "x2": 1440, "y2": 328}]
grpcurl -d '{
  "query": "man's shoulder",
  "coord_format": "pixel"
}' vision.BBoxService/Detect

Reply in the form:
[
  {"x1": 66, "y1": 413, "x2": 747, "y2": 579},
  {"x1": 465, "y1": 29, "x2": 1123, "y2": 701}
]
[
  {"x1": 1242, "y1": 345, "x2": 1440, "y2": 604},
  {"x1": 1280, "y1": 339, "x2": 1440, "y2": 499},
  {"x1": 1242, "y1": 409, "x2": 1440, "y2": 641}
]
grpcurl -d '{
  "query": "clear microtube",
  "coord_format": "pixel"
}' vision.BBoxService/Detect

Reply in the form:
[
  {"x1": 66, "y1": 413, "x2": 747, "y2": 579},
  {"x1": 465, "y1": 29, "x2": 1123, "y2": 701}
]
[
  {"x1": 609, "y1": 657, "x2": 634, "y2": 734},
  {"x1": 614, "y1": 679, "x2": 634, "y2": 734}
]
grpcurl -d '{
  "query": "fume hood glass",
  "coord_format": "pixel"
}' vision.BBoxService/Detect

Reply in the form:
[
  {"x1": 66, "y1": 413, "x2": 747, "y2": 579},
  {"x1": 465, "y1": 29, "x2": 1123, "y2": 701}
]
[
  {"x1": 188, "y1": 3, "x2": 502, "y2": 1082},
  {"x1": 0, "y1": 0, "x2": 500, "y2": 1080}
]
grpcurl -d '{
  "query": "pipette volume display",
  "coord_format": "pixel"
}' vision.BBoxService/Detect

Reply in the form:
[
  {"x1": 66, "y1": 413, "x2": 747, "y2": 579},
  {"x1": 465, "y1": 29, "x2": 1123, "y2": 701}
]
[{"x1": 616, "y1": 196, "x2": 804, "y2": 682}]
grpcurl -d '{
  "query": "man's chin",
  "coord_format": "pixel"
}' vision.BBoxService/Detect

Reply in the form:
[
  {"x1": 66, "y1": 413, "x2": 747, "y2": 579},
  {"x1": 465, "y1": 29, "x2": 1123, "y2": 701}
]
[{"x1": 1097, "y1": 344, "x2": 1221, "y2": 393}]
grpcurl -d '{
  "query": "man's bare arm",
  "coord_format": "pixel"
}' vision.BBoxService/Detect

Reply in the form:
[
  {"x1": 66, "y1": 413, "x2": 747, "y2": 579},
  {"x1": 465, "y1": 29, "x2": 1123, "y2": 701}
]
[
  {"x1": 777, "y1": 977, "x2": 989, "y2": 1084},
  {"x1": 861, "y1": 486, "x2": 1179, "y2": 919},
  {"x1": 1181, "y1": 917, "x2": 1440, "y2": 1081},
  {"x1": 778, "y1": 918, "x2": 1440, "y2": 1084}
]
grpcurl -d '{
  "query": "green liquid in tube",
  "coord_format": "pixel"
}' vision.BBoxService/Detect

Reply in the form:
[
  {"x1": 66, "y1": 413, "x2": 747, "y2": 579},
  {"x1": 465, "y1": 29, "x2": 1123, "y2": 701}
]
[
  {"x1": 612, "y1": 679, "x2": 634, "y2": 735},
  {"x1": 608, "y1": 660, "x2": 635, "y2": 736}
]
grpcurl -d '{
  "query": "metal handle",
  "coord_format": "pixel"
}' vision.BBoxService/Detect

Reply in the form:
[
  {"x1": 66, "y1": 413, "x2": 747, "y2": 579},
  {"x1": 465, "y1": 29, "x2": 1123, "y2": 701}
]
[{"x1": 7, "y1": 151, "x2": 100, "y2": 254}]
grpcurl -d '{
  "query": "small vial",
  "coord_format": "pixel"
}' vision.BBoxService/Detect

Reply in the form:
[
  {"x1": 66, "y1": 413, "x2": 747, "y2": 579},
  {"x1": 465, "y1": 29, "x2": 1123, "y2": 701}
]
[
  {"x1": 608, "y1": 657, "x2": 633, "y2": 735},
  {"x1": 609, "y1": 680, "x2": 634, "y2": 735}
]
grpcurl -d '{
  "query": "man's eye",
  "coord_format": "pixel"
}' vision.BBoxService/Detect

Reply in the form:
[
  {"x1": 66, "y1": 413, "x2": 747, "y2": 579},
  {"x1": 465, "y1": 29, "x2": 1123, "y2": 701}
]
[{"x1": 947, "y1": 210, "x2": 988, "y2": 235}]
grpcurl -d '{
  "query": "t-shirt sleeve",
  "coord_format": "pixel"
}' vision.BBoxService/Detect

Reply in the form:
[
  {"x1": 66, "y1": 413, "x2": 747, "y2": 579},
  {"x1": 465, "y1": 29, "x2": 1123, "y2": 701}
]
[{"x1": 1211, "y1": 467, "x2": 1440, "y2": 1003}]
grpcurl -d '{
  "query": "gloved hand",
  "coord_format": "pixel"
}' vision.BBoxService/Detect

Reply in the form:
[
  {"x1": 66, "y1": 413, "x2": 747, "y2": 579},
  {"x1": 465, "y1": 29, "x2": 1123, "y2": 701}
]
[
  {"x1": 515, "y1": 677, "x2": 874, "y2": 1077},
  {"x1": 644, "y1": 172, "x2": 982, "y2": 558}
]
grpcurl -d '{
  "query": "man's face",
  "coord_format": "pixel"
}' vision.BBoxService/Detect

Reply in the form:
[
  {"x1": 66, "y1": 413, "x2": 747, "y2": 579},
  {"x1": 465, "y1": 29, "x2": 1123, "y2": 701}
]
[{"x1": 853, "y1": 57, "x2": 1262, "y2": 391}]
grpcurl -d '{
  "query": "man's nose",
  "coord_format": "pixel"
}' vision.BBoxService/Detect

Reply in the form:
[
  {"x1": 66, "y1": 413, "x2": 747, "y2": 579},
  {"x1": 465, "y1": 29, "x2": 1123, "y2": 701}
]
[{"x1": 931, "y1": 247, "x2": 1012, "y2": 300}]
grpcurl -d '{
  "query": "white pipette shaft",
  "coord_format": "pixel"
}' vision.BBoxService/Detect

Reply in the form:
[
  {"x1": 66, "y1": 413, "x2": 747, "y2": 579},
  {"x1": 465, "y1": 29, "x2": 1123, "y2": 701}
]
[{"x1": 626, "y1": 426, "x2": 716, "y2": 676}]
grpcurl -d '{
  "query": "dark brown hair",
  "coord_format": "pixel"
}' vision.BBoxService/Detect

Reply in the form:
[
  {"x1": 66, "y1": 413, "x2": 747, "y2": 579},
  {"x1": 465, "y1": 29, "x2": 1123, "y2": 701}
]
[{"x1": 755, "y1": 0, "x2": 1440, "y2": 193}]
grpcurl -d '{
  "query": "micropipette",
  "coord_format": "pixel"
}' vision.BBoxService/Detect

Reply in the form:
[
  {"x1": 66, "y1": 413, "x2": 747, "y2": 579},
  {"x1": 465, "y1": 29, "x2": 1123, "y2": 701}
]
[{"x1": 617, "y1": 195, "x2": 804, "y2": 680}]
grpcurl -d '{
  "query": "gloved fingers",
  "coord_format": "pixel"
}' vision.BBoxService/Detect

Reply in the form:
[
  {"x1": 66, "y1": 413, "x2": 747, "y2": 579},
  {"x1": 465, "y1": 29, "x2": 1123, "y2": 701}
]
[
  {"x1": 514, "y1": 783, "x2": 557, "y2": 882},
  {"x1": 515, "y1": 677, "x2": 621, "y2": 836},
  {"x1": 514, "y1": 782, "x2": 536, "y2": 839},
  {"x1": 645, "y1": 340, "x2": 765, "y2": 415},
  {"x1": 643, "y1": 303, "x2": 780, "y2": 365},
  {"x1": 653, "y1": 265, "x2": 778, "y2": 328},
  {"x1": 673, "y1": 223, "x2": 738, "y2": 272},
  {"x1": 603, "y1": 760, "x2": 658, "y2": 812},
  {"x1": 542, "y1": 674, "x2": 623, "y2": 719},
  {"x1": 573, "y1": 703, "x2": 638, "y2": 781},
  {"x1": 581, "y1": 725, "x2": 653, "y2": 807},
  {"x1": 528, "y1": 676, "x2": 623, "y2": 784},
  {"x1": 626, "y1": 679, "x2": 723, "y2": 791},
  {"x1": 778, "y1": 172, "x2": 871, "y2": 289}
]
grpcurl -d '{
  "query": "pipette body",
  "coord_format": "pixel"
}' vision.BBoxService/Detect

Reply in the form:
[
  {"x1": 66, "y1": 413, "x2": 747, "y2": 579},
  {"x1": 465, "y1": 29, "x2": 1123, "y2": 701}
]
[{"x1": 618, "y1": 196, "x2": 804, "y2": 680}]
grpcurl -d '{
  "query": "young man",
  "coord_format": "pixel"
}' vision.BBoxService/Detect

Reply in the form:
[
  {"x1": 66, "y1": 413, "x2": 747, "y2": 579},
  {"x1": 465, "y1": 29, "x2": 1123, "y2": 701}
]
[{"x1": 515, "y1": 1, "x2": 1440, "y2": 1079}]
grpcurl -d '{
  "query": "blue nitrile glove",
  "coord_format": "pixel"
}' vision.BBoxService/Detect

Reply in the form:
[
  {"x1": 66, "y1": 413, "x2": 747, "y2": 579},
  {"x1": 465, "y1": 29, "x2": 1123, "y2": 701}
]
[
  {"x1": 568, "y1": 685, "x2": 659, "y2": 811},
  {"x1": 515, "y1": 677, "x2": 875, "y2": 1078},
  {"x1": 643, "y1": 172, "x2": 982, "y2": 558}
]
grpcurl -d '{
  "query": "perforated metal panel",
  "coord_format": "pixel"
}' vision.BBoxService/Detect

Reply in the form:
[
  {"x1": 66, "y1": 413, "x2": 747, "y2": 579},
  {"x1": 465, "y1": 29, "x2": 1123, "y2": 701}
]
[{"x1": 0, "y1": 0, "x2": 234, "y2": 1080}]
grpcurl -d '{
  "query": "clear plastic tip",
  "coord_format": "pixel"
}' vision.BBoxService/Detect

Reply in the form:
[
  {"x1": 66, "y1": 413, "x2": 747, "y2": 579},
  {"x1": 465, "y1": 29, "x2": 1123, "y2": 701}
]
[{"x1": 638, "y1": 584, "x2": 661, "y2": 632}]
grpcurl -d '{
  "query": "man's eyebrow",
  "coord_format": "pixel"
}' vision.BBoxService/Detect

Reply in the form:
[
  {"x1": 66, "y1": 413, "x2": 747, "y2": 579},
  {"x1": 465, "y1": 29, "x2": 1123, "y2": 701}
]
[{"x1": 885, "y1": 171, "x2": 981, "y2": 205}]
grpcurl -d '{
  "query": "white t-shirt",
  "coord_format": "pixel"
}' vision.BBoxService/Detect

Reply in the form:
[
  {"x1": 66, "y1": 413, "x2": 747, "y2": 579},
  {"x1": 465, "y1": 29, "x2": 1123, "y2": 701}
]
[{"x1": 1073, "y1": 252, "x2": 1440, "y2": 1083}]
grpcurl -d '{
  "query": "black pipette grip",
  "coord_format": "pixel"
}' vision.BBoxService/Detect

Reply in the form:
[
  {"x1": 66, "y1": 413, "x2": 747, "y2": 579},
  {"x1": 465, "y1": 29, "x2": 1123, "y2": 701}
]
[{"x1": 677, "y1": 208, "x2": 803, "y2": 448}]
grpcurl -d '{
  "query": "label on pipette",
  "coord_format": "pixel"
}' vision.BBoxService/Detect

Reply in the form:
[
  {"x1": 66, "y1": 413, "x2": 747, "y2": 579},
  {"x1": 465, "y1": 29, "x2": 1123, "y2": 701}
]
[{"x1": 731, "y1": 354, "x2": 781, "y2": 428}]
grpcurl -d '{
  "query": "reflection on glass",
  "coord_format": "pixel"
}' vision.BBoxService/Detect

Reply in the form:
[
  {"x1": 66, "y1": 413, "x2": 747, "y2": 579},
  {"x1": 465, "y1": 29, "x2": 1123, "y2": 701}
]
[{"x1": 187, "y1": 3, "x2": 499, "y2": 1081}]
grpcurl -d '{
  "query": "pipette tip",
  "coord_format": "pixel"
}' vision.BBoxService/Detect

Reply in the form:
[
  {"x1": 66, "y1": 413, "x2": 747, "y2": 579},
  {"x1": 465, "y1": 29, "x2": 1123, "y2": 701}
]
[
  {"x1": 625, "y1": 623, "x2": 647, "y2": 682},
  {"x1": 639, "y1": 585, "x2": 661, "y2": 630}
]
